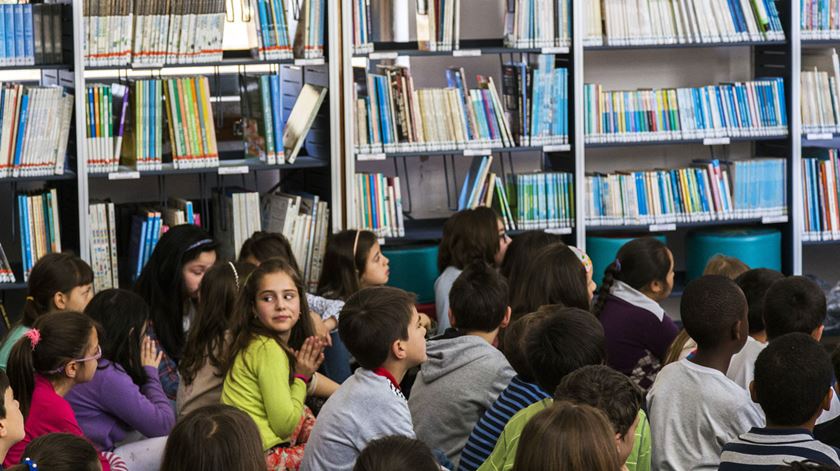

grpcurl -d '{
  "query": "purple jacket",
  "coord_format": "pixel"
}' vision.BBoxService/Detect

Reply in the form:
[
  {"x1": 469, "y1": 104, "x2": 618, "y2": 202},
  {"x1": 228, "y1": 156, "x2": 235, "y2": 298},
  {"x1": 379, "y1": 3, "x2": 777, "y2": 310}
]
[{"x1": 66, "y1": 359, "x2": 175, "y2": 451}]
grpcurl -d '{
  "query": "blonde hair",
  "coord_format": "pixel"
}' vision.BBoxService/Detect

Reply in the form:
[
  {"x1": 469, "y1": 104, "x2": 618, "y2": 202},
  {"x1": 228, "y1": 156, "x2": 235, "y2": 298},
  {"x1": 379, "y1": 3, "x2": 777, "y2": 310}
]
[{"x1": 703, "y1": 255, "x2": 749, "y2": 279}]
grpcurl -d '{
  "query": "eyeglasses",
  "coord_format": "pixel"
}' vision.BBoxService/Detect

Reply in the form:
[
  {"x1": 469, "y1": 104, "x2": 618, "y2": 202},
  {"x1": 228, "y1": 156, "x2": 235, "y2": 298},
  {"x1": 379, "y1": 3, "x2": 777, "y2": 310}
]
[{"x1": 44, "y1": 345, "x2": 102, "y2": 375}]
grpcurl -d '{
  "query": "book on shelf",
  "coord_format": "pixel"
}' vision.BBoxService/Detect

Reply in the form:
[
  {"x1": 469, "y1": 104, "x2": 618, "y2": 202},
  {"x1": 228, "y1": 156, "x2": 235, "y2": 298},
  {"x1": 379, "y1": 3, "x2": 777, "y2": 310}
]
[
  {"x1": 18, "y1": 188, "x2": 61, "y2": 281},
  {"x1": 504, "y1": 0, "x2": 570, "y2": 49},
  {"x1": 248, "y1": 0, "x2": 325, "y2": 61},
  {"x1": 0, "y1": 83, "x2": 73, "y2": 178},
  {"x1": 239, "y1": 71, "x2": 286, "y2": 165},
  {"x1": 283, "y1": 83, "x2": 327, "y2": 164},
  {"x1": 86, "y1": 83, "x2": 130, "y2": 174},
  {"x1": 585, "y1": 0, "x2": 784, "y2": 47},
  {"x1": 0, "y1": 242, "x2": 14, "y2": 283},
  {"x1": 416, "y1": 0, "x2": 460, "y2": 52},
  {"x1": 89, "y1": 201, "x2": 119, "y2": 291},
  {"x1": 292, "y1": 0, "x2": 326, "y2": 59},
  {"x1": 120, "y1": 79, "x2": 164, "y2": 171},
  {"x1": 801, "y1": 49, "x2": 840, "y2": 135},
  {"x1": 586, "y1": 158, "x2": 787, "y2": 227},
  {"x1": 502, "y1": 55, "x2": 568, "y2": 147},
  {"x1": 212, "y1": 189, "x2": 261, "y2": 261},
  {"x1": 802, "y1": 0, "x2": 840, "y2": 40},
  {"x1": 0, "y1": 2, "x2": 67, "y2": 66},
  {"x1": 354, "y1": 172, "x2": 405, "y2": 238},
  {"x1": 350, "y1": 0, "x2": 372, "y2": 55},
  {"x1": 126, "y1": 204, "x2": 201, "y2": 282},
  {"x1": 584, "y1": 78, "x2": 788, "y2": 144},
  {"x1": 803, "y1": 150, "x2": 840, "y2": 241}
]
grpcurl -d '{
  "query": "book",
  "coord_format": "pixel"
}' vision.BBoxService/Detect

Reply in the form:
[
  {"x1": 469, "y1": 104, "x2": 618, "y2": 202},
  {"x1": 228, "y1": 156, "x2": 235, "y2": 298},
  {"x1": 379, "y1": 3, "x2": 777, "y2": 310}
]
[
  {"x1": 119, "y1": 79, "x2": 165, "y2": 171},
  {"x1": 89, "y1": 201, "x2": 120, "y2": 291},
  {"x1": 0, "y1": 241, "x2": 14, "y2": 283},
  {"x1": 161, "y1": 76, "x2": 220, "y2": 169},
  {"x1": 85, "y1": 83, "x2": 130, "y2": 174},
  {"x1": 292, "y1": 0, "x2": 326, "y2": 59},
  {"x1": 18, "y1": 188, "x2": 62, "y2": 281},
  {"x1": 502, "y1": 56, "x2": 569, "y2": 146},
  {"x1": 802, "y1": 0, "x2": 840, "y2": 40},
  {"x1": 212, "y1": 189, "x2": 262, "y2": 261},
  {"x1": 354, "y1": 172, "x2": 405, "y2": 238},
  {"x1": 239, "y1": 71, "x2": 285, "y2": 165},
  {"x1": 416, "y1": 0, "x2": 461, "y2": 51},
  {"x1": 351, "y1": 0, "x2": 373, "y2": 55},
  {"x1": 504, "y1": 0, "x2": 570, "y2": 49},
  {"x1": 0, "y1": 3, "x2": 66, "y2": 66},
  {"x1": 801, "y1": 49, "x2": 840, "y2": 135},
  {"x1": 802, "y1": 150, "x2": 840, "y2": 241},
  {"x1": 283, "y1": 83, "x2": 327, "y2": 164}
]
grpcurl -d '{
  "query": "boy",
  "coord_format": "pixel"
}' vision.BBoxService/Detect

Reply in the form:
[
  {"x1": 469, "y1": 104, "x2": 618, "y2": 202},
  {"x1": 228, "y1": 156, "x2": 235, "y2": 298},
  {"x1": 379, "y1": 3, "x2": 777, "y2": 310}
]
[
  {"x1": 647, "y1": 275, "x2": 763, "y2": 471},
  {"x1": 0, "y1": 370, "x2": 23, "y2": 467},
  {"x1": 720, "y1": 333, "x2": 840, "y2": 468},
  {"x1": 299, "y1": 287, "x2": 427, "y2": 471},
  {"x1": 409, "y1": 262, "x2": 515, "y2": 467}
]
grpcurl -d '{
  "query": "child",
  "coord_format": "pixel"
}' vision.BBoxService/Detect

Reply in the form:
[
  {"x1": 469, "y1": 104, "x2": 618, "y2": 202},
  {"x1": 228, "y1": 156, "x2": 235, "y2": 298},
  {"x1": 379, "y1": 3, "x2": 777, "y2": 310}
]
[
  {"x1": 353, "y1": 436, "x2": 440, "y2": 471},
  {"x1": 511, "y1": 401, "x2": 621, "y2": 471},
  {"x1": 508, "y1": 243, "x2": 592, "y2": 319},
  {"x1": 409, "y1": 262, "x2": 515, "y2": 467},
  {"x1": 0, "y1": 253, "x2": 94, "y2": 369},
  {"x1": 436, "y1": 207, "x2": 510, "y2": 332},
  {"x1": 499, "y1": 231, "x2": 563, "y2": 284},
  {"x1": 177, "y1": 262, "x2": 256, "y2": 417},
  {"x1": 818, "y1": 347, "x2": 840, "y2": 448},
  {"x1": 4, "y1": 311, "x2": 112, "y2": 470},
  {"x1": 594, "y1": 237, "x2": 678, "y2": 391},
  {"x1": 317, "y1": 229, "x2": 390, "y2": 300},
  {"x1": 161, "y1": 404, "x2": 265, "y2": 471},
  {"x1": 66, "y1": 289, "x2": 174, "y2": 470},
  {"x1": 221, "y1": 259, "x2": 325, "y2": 471},
  {"x1": 6, "y1": 433, "x2": 101, "y2": 471},
  {"x1": 134, "y1": 224, "x2": 218, "y2": 400},
  {"x1": 0, "y1": 370, "x2": 24, "y2": 466},
  {"x1": 703, "y1": 254, "x2": 750, "y2": 279},
  {"x1": 719, "y1": 333, "x2": 840, "y2": 469},
  {"x1": 300, "y1": 286, "x2": 428, "y2": 471},
  {"x1": 647, "y1": 275, "x2": 763, "y2": 471}
]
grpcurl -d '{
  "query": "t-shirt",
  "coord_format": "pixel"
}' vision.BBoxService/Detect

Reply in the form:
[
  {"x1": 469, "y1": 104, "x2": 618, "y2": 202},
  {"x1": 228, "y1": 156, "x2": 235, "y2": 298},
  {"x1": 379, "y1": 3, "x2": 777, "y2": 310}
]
[
  {"x1": 434, "y1": 266, "x2": 462, "y2": 333},
  {"x1": 719, "y1": 427, "x2": 840, "y2": 469},
  {"x1": 647, "y1": 359, "x2": 764, "y2": 471},
  {"x1": 726, "y1": 336, "x2": 766, "y2": 390},
  {"x1": 0, "y1": 325, "x2": 30, "y2": 370}
]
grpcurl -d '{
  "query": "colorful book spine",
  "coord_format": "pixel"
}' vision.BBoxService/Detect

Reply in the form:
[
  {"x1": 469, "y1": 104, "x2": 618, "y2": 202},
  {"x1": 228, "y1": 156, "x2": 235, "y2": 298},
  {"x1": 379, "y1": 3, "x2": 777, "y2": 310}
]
[
  {"x1": 801, "y1": 49, "x2": 840, "y2": 135},
  {"x1": 17, "y1": 188, "x2": 62, "y2": 281},
  {"x1": 351, "y1": 0, "x2": 373, "y2": 54},
  {"x1": 354, "y1": 173, "x2": 405, "y2": 238},
  {"x1": 416, "y1": 0, "x2": 461, "y2": 51},
  {"x1": 802, "y1": 0, "x2": 840, "y2": 40},
  {"x1": 505, "y1": 0, "x2": 570, "y2": 49},
  {"x1": 803, "y1": 150, "x2": 840, "y2": 241}
]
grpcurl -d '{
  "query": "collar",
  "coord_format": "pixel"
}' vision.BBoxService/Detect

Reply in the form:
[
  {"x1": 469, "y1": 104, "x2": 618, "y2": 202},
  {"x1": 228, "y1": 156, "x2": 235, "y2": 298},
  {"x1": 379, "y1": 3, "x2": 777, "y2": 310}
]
[
  {"x1": 372, "y1": 368, "x2": 401, "y2": 392},
  {"x1": 610, "y1": 280, "x2": 665, "y2": 321}
]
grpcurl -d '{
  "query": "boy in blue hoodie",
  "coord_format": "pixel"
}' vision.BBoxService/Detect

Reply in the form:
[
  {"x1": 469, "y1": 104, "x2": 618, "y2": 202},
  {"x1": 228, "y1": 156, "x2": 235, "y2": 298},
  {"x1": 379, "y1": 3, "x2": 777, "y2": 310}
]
[{"x1": 409, "y1": 261, "x2": 515, "y2": 468}]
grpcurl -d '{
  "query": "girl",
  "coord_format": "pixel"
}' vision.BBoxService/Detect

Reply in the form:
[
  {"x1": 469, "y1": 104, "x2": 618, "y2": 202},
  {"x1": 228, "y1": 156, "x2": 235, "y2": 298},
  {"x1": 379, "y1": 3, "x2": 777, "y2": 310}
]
[
  {"x1": 353, "y1": 436, "x2": 440, "y2": 471},
  {"x1": 512, "y1": 401, "x2": 622, "y2": 471},
  {"x1": 161, "y1": 405, "x2": 265, "y2": 471},
  {"x1": 221, "y1": 259, "x2": 325, "y2": 471},
  {"x1": 177, "y1": 262, "x2": 256, "y2": 417},
  {"x1": 593, "y1": 237, "x2": 678, "y2": 392},
  {"x1": 435, "y1": 207, "x2": 510, "y2": 332},
  {"x1": 499, "y1": 230, "x2": 564, "y2": 281},
  {"x1": 7, "y1": 433, "x2": 102, "y2": 471},
  {"x1": 0, "y1": 253, "x2": 94, "y2": 370},
  {"x1": 317, "y1": 229, "x2": 390, "y2": 300},
  {"x1": 4, "y1": 311, "x2": 111, "y2": 471},
  {"x1": 66, "y1": 289, "x2": 174, "y2": 471},
  {"x1": 134, "y1": 224, "x2": 218, "y2": 400}
]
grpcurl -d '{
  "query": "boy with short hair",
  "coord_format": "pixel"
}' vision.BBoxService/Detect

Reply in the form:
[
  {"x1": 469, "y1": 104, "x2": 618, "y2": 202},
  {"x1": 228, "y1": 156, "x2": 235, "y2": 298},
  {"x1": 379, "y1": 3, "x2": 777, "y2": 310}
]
[
  {"x1": 647, "y1": 275, "x2": 763, "y2": 471},
  {"x1": 0, "y1": 370, "x2": 24, "y2": 467},
  {"x1": 409, "y1": 262, "x2": 515, "y2": 467},
  {"x1": 300, "y1": 287, "x2": 428, "y2": 471},
  {"x1": 720, "y1": 333, "x2": 840, "y2": 469}
]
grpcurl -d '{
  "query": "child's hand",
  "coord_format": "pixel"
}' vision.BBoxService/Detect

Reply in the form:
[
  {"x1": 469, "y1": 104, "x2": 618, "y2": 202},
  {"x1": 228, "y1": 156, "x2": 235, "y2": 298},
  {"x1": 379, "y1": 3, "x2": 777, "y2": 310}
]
[
  {"x1": 141, "y1": 336, "x2": 163, "y2": 369},
  {"x1": 309, "y1": 311, "x2": 334, "y2": 347},
  {"x1": 294, "y1": 336, "x2": 325, "y2": 378}
]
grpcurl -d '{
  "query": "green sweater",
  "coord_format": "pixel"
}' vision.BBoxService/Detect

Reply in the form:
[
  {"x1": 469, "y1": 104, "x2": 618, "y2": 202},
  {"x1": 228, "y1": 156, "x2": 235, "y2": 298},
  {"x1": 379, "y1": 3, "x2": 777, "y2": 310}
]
[
  {"x1": 476, "y1": 398, "x2": 652, "y2": 471},
  {"x1": 221, "y1": 336, "x2": 307, "y2": 450}
]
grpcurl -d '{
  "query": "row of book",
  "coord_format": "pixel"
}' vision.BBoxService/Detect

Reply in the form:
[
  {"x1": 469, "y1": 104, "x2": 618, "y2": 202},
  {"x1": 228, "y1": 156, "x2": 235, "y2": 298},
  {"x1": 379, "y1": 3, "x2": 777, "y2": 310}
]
[
  {"x1": 803, "y1": 151, "x2": 840, "y2": 241},
  {"x1": 250, "y1": 0, "x2": 325, "y2": 61},
  {"x1": 126, "y1": 200, "x2": 200, "y2": 283},
  {"x1": 0, "y1": 84, "x2": 74, "y2": 178},
  {"x1": 350, "y1": 0, "x2": 373, "y2": 55},
  {"x1": 0, "y1": 3, "x2": 67, "y2": 66},
  {"x1": 415, "y1": 0, "x2": 460, "y2": 52},
  {"x1": 802, "y1": 0, "x2": 840, "y2": 40},
  {"x1": 18, "y1": 189, "x2": 62, "y2": 281},
  {"x1": 586, "y1": 158, "x2": 787, "y2": 226},
  {"x1": 584, "y1": 0, "x2": 784, "y2": 47},
  {"x1": 0, "y1": 242, "x2": 12, "y2": 283},
  {"x1": 354, "y1": 173, "x2": 405, "y2": 238},
  {"x1": 801, "y1": 49, "x2": 840, "y2": 135},
  {"x1": 213, "y1": 191, "x2": 262, "y2": 260},
  {"x1": 504, "y1": 0, "x2": 570, "y2": 49},
  {"x1": 89, "y1": 201, "x2": 119, "y2": 292},
  {"x1": 502, "y1": 56, "x2": 569, "y2": 147},
  {"x1": 86, "y1": 83, "x2": 129, "y2": 174},
  {"x1": 583, "y1": 79, "x2": 788, "y2": 143}
]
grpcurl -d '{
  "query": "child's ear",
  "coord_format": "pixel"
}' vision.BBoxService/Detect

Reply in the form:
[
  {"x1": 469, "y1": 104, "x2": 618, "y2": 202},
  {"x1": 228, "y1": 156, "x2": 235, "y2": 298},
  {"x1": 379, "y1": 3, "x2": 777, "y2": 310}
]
[
  {"x1": 813, "y1": 325, "x2": 825, "y2": 342},
  {"x1": 0, "y1": 418, "x2": 7, "y2": 439},
  {"x1": 500, "y1": 307, "x2": 512, "y2": 329},
  {"x1": 823, "y1": 387, "x2": 834, "y2": 412},
  {"x1": 391, "y1": 338, "x2": 407, "y2": 361},
  {"x1": 448, "y1": 309, "x2": 456, "y2": 330},
  {"x1": 648, "y1": 280, "x2": 663, "y2": 296},
  {"x1": 65, "y1": 361, "x2": 78, "y2": 380},
  {"x1": 53, "y1": 291, "x2": 67, "y2": 310},
  {"x1": 731, "y1": 319, "x2": 744, "y2": 342}
]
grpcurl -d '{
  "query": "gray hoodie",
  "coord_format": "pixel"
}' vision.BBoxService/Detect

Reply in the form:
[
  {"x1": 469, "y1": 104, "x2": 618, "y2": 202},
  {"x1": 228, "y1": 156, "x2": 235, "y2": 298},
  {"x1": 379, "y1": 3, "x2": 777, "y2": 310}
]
[{"x1": 408, "y1": 332, "x2": 515, "y2": 468}]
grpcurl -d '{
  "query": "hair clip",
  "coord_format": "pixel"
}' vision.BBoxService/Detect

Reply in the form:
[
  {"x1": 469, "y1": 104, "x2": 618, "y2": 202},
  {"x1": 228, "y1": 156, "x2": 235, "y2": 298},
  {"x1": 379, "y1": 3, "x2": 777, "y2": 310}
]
[
  {"x1": 23, "y1": 457, "x2": 38, "y2": 470},
  {"x1": 185, "y1": 238, "x2": 213, "y2": 253},
  {"x1": 24, "y1": 329, "x2": 41, "y2": 350},
  {"x1": 229, "y1": 261, "x2": 240, "y2": 290},
  {"x1": 568, "y1": 246, "x2": 593, "y2": 274},
  {"x1": 25, "y1": 296, "x2": 34, "y2": 302},
  {"x1": 352, "y1": 229, "x2": 362, "y2": 258},
  {"x1": 614, "y1": 259, "x2": 622, "y2": 272}
]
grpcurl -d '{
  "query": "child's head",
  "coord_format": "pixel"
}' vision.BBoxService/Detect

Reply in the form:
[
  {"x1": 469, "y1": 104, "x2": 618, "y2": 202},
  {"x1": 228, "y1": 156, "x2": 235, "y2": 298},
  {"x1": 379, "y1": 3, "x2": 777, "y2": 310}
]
[
  {"x1": 680, "y1": 275, "x2": 748, "y2": 353},
  {"x1": 8, "y1": 311, "x2": 99, "y2": 419},
  {"x1": 503, "y1": 311, "x2": 552, "y2": 383},
  {"x1": 317, "y1": 230, "x2": 388, "y2": 300},
  {"x1": 568, "y1": 245, "x2": 596, "y2": 299},
  {"x1": 703, "y1": 254, "x2": 750, "y2": 279},
  {"x1": 525, "y1": 306, "x2": 606, "y2": 393},
  {"x1": 438, "y1": 207, "x2": 508, "y2": 271},
  {"x1": 752, "y1": 333, "x2": 833, "y2": 428},
  {"x1": 84, "y1": 289, "x2": 150, "y2": 387},
  {"x1": 161, "y1": 404, "x2": 265, "y2": 471},
  {"x1": 449, "y1": 261, "x2": 510, "y2": 334},
  {"x1": 763, "y1": 276, "x2": 826, "y2": 341},
  {"x1": 353, "y1": 436, "x2": 439, "y2": 471},
  {"x1": 594, "y1": 237, "x2": 673, "y2": 316},
  {"x1": 509, "y1": 243, "x2": 591, "y2": 319},
  {"x1": 6, "y1": 433, "x2": 101, "y2": 471},
  {"x1": 512, "y1": 401, "x2": 621, "y2": 471},
  {"x1": 238, "y1": 231, "x2": 301, "y2": 273},
  {"x1": 22, "y1": 253, "x2": 94, "y2": 327},
  {"x1": 339, "y1": 286, "x2": 426, "y2": 371},
  {"x1": 554, "y1": 365, "x2": 644, "y2": 464},
  {"x1": 0, "y1": 370, "x2": 24, "y2": 449},
  {"x1": 735, "y1": 268, "x2": 784, "y2": 336},
  {"x1": 499, "y1": 230, "x2": 564, "y2": 282}
]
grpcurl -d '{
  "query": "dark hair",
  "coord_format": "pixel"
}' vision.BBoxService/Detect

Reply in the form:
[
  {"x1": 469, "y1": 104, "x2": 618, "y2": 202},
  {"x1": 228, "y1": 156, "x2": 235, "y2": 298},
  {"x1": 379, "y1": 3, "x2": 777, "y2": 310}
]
[
  {"x1": 754, "y1": 333, "x2": 833, "y2": 426},
  {"x1": 221, "y1": 259, "x2": 315, "y2": 384},
  {"x1": 525, "y1": 306, "x2": 606, "y2": 393},
  {"x1": 503, "y1": 311, "x2": 552, "y2": 382},
  {"x1": 500, "y1": 231, "x2": 564, "y2": 281},
  {"x1": 84, "y1": 289, "x2": 150, "y2": 386},
  {"x1": 680, "y1": 275, "x2": 747, "y2": 348},
  {"x1": 161, "y1": 405, "x2": 264, "y2": 471},
  {"x1": 703, "y1": 254, "x2": 750, "y2": 279},
  {"x1": 593, "y1": 237, "x2": 672, "y2": 317},
  {"x1": 20, "y1": 253, "x2": 93, "y2": 327},
  {"x1": 317, "y1": 230, "x2": 378, "y2": 300},
  {"x1": 4, "y1": 433, "x2": 100, "y2": 471},
  {"x1": 510, "y1": 243, "x2": 591, "y2": 319},
  {"x1": 180, "y1": 262, "x2": 256, "y2": 386},
  {"x1": 449, "y1": 262, "x2": 509, "y2": 332},
  {"x1": 763, "y1": 277, "x2": 827, "y2": 341},
  {"x1": 0, "y1": 370, "x2": 9, "y2": 418},
  {"x1": 338, "y1": 286, "x2": 416, "y2": 370},
  {"x1": 512, "y1": 401, "x2": 620, "y2": 471},
  {"x1": 438, "y1": 207, "x2": 500, "y2": 272},
  {"x1": 134, "y1": 224, "x2": 218, "y2": 363},
  {"x1": 554, "y1": 365, "x2": 643, "y2": 438},
  {"x1": 735, "y1": 269, "x2": 785, "y2": 334},
  {"x1": 238, "y1": 231, "x2": 301, "y2": 274},
  {"x1": 353, "y1": 435, "x2": 439, "y2": 471}
]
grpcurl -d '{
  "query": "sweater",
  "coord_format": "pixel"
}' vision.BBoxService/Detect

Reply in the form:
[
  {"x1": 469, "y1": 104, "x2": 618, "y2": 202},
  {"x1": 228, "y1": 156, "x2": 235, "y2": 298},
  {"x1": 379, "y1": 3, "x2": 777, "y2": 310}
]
[
  {"x1": 176, "y1": 339, "x2": 227, "y2": 418},
  {"x1": 4, "y1": 375, "x2": 111, "y2": 471},
  {"x1": 66, "y1": 360, "x2": 175, "y2": 451},
  {"x1": 0, "y1": 325, "x2": 29, "y2": 370},
  {"x1": 409, "y1": 331, "x2": 515, "y2": 467},
  {"x1": 719, "y1": 428, "x2": 840, "y2": 470},
  {"x1": 300, "y1": 368, "x2": 415, "y2": 471},
  {"x1": 221, "y1": 336, "x2": 307, "y2": 450}
]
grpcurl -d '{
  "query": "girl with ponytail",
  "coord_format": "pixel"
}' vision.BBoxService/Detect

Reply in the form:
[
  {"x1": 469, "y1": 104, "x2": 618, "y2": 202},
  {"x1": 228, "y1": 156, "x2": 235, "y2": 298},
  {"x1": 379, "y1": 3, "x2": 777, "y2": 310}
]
[{"x1": 593, "y1": 237, "x2": 678, "y2": 391}]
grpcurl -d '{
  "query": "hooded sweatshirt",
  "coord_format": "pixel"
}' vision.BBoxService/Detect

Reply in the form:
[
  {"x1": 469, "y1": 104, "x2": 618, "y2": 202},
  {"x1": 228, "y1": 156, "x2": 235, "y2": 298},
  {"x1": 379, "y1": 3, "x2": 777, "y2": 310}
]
[{"x1": 408, "y1": 330, "x2": 515, "y2": 467}]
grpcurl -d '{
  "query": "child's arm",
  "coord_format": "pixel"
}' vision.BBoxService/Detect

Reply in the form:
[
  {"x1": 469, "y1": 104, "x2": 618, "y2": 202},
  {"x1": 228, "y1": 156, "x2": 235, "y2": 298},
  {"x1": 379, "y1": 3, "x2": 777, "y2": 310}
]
[
  {"x1": 257, "y1": 341, "x2": 309, "y2": 440},
  {"x1": 99, "y1": 366, "x2": 175, "y2": 439},
  {"x1": 311, "y1": 372, "x2": 339, "y2": 398}
]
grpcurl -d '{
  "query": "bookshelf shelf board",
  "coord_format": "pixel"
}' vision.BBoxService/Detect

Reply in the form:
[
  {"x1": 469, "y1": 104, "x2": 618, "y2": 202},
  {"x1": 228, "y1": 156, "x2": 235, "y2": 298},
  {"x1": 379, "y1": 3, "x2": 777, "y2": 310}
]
[
  {"x1": 0, "y1": 283, "x2": 26, "y2": 292},
  {"x1": 0, "y1": 170, "x2": 76, "y2": 184},
  {"x1": 584, "y1": 39, "x2": 786, "y2": 52},
  {"x1": 355, "y1": 39, "x2": 569, "y2": 59},
  {"x1": 88, "y1": 157, "x2": 329, "y2": 179},
  {"x1": 585, "y1": 135, "x2": 787, "y2": 148},
  {"x1": 357, "y1": 145, "x2": 571, "y2": 160},
  {"x1": 586, "y1": 217, "x2": 788, "y2": 233},
  {"x1": 802, "y1": 135, "x2": 840, "y2": 148},
  {"x1": 0, "y1": 63, "x2": 72, "y2": 71},
  {"x1": 801, "y1": 39, "x2": 840, "y2": 48},
  {"x1": 84, "y1": 57, "x2": 327, "y2": 73},
  {"x1": 803, "y1": 239, "x2": 840, "y2": 246}
]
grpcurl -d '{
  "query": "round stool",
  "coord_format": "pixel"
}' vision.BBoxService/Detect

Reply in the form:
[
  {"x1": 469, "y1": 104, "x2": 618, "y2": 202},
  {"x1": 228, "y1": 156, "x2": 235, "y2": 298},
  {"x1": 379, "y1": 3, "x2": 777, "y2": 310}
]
[
  {"x1": 382, "y1": 244, "x2": 439, "y2": 304},
  {"x1": 586, "y1": 234, "x2": 667, "y2": 288},
  {"x1": 685, "y1": 228, "x2": 782, "y2": 281}
]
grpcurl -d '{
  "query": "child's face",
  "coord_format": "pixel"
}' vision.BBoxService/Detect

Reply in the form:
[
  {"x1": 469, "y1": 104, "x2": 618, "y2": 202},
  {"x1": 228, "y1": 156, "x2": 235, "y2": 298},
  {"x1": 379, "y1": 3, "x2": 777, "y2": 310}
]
[
  {"x1": 0, "y1": 386, "x2": 24, "y2": 444},
  {"x1": 586, "y1": 270, "x2": 596, "y2": 301},
  {"x1": 403, "y1": 307, "x2": 428, "y2": 367},
  {"x1": 254, "y1": 271, "x2": 301, "y2": 338},
  {"x1": 648, "y1": 250, "x2": 676, "y2": 301},
  {"x1": 55, "y1": 283, "x2": 94, "y2": 312},
  {"x1": 494, "y1": 219, "x2": 511, "y2": 266},
  {"x1": 182, "y1": 251, "x2": 217, "y2": 300},
  {"x1": 616, "y1": 413, "x2": 640, "y2": 464},
  {"x1": 361, "y1": 242, "x2": 389, "y2": 287}
]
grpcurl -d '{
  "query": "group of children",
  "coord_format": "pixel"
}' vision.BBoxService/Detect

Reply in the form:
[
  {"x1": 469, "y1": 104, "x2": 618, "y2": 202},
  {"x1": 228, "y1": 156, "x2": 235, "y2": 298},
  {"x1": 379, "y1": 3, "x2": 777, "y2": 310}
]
[{"x1": 0, "y1": 204, "x2": 837, "y2": 470}]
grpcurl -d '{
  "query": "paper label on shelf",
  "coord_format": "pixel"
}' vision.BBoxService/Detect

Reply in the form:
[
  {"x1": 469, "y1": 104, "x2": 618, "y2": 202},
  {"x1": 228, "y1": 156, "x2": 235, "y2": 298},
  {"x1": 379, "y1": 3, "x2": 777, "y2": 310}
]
[
  {"x1": 368, "y1": 52, "x2": 399, "y2": 60},
  {"x1": 541, "y1": 46, "x2": 569, "y2": 54},
  {"x1": 357, "y1": 153, "x2": 387, "y2": 161},
  {"x1": 543, "y1": 144, "x2": 571, "y2": 152},
  {"x1": 218, "y1": 165, "x2": 249, "y2": 175},
  {"x1": 649, "y1": 223, "x2": 677, "y2": 232},
  {"x1": 762, "y1": 215, "x2": 788, "y2": 224},
  {"x1": 464, "y1": 149, "x2": 492, "y2": 156},
  {"x1": 545, "y1": 227, "x2": 573, "y2": 235},
  {"x1": 294, "y1": 58, "x2": 325, "y2": 66},
  {"x1": 453, "y1": 49, "x2": 481, "y2": 57},
  {"x1": 703, "y1": 137, "x2": 731, "y2": 145},
  {"x1": 108, "y1": 171, "x2": 140, "y2": 180},
  {"x1": 806, "y1": 133, "x2": 833, "y2": 140}
]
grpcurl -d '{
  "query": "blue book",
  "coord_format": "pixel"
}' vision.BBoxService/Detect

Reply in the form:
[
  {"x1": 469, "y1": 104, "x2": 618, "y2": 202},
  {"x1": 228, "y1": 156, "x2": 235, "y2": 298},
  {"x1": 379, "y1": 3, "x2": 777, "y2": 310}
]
[
  {"x1": 12, "y1": 93, "x2": 29, "y2": 168},
  {"x1": 255, "y1": 0, "x2": 270, "y2": 52},
  {"x1": 3, "y1": 6, "x2": 13, "y2": 65},
  {"x1": 0, "y1": 5, "x2": 6, "y2": 65},
  {"x1": 17, "y1": 196, "x2": 27, "y2": 276},
  {"x1": 141, "y1": 212, "x2": 155, "y2": 268},
  {"x1": 774, "y1": 78, "x2": 788, "y2": 127},
  {"x1": 695, "y1": 169, "x2": 710, "y2": 213},
  {"x1": 13, "y1": 5, "x2": 22, "y2": 65},
  {"x1": 22, "y1": 4, "x2": 32, "y2": 65},
  {"x1": 269, "y1": 73, "x2": 283, "y2": 161},
  {"x1": 458, "y1": 156, "x2": 486, "y2": 210},
  {"x1": 130, "y1": 214, "x2": 147, "y2": 280}
]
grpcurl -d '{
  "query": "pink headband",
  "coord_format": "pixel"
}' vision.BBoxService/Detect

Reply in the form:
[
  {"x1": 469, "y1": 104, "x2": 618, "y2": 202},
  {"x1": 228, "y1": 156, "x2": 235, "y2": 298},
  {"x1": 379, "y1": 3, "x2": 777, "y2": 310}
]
[{"x1": 24, "y1": 329, "x2": 41, "y2": 350}]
